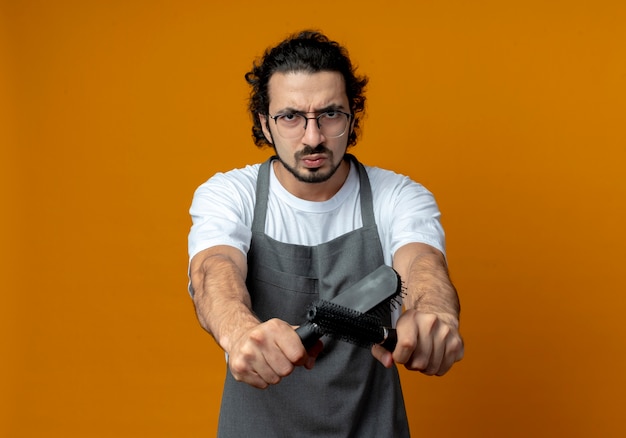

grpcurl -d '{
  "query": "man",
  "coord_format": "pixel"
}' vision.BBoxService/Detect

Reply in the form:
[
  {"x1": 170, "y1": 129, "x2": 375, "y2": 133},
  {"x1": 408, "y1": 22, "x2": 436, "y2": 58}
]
[{"x1": 188, "y1": 30, "x2": 463, "y2": 437}]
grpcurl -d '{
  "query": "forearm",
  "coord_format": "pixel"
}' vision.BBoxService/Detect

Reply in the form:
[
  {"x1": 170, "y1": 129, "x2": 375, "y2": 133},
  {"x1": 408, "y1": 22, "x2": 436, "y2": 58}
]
[
  {"x1": 383, "y1": 243, "x2": 463, "y2": 374},
  {"x1": 190, "y1": 247, "x2": 259, "y2": 353},
  {"x1": 395, "y1": 243, "x2": 460, "y2": 327}
]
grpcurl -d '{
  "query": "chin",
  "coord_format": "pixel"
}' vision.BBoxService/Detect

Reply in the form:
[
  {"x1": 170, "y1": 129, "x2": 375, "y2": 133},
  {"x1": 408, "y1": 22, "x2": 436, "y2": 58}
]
[{"x1": 293, "y1": 167, "x2": 332, "y2": 184}]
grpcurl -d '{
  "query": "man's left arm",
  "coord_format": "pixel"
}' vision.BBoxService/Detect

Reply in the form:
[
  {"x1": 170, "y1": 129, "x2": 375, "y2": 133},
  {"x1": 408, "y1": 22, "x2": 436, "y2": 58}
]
[{"x1": 372, "y1": 242, "x2": 464, "y2": 375}]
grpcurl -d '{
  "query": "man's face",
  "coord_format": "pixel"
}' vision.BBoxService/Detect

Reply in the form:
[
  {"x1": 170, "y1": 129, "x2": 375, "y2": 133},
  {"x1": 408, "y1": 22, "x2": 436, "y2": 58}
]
[{"x1": 260, "y1": 71, "x2": 352, "y2": 185}]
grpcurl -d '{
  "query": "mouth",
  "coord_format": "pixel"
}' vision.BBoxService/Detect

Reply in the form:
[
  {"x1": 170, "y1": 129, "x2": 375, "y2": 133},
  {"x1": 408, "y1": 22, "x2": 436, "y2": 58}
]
[{"x1": 301, "y1": 154, "x2": 327, "y2": 169}]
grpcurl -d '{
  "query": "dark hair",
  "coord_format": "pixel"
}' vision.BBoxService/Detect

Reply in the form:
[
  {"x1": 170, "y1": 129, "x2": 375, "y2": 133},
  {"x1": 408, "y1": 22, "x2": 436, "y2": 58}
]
[{"x1": 245, "y1": 30, "x2": 368, "y2": 148}]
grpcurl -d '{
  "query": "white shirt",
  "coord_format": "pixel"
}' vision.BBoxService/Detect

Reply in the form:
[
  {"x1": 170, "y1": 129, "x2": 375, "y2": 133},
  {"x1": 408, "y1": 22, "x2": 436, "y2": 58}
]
[{"x1": 188, "y1": 160, "x2": 446, "y2": 270}]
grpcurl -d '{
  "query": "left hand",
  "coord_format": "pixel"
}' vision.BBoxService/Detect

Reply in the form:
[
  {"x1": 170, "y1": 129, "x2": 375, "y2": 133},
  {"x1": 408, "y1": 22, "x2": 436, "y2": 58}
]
[{"x1": 371, "y1": 309, "x2": 464, "y2": 376}]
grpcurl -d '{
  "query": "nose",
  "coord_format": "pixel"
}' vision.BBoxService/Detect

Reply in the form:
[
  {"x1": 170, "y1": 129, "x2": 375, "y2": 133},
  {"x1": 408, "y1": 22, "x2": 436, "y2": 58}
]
[{"x1": 302, "y1": 117, "x2": 325, "y2": 145}]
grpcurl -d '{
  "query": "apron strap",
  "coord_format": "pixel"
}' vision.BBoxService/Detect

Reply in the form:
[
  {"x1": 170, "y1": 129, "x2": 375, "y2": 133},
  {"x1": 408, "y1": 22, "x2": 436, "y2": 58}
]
[
  {"x1": 347, "y1": 154, "x2": 376, "y2": 228},
  {"x1": 251, "y1": 157, "x2": 272, "y2": 233}
]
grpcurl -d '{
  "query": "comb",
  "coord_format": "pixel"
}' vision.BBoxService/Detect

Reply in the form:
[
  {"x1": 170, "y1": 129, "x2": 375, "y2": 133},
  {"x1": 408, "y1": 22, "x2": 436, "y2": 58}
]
[
  {"x1": 305, "y1": 299, "x2": 397, "y2": 351},
  {"x1": 296, "y1": 265, "x2": 403, "y2": 350}
]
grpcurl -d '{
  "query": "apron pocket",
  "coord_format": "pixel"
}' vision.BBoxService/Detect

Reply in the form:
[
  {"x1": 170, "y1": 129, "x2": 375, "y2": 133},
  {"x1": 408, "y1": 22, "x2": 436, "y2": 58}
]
[{"x1": 248, "y1": 266, "x2": 318, "y2": 324}]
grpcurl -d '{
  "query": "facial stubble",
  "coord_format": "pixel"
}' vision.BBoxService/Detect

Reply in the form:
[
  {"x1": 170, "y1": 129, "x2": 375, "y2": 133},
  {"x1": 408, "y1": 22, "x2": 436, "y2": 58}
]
[{"x1": 275, "y1": 145, "x2": 345, "y2": 184}]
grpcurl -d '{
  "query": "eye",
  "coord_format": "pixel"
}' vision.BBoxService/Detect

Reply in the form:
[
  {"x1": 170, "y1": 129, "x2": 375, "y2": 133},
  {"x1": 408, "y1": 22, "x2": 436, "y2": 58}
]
[
  {"x1": 324, "y1": 111, "x2": 339, "y2": 119},
  {"x1": 278, "y1": 113, "x2": 301, "y2": 125}
]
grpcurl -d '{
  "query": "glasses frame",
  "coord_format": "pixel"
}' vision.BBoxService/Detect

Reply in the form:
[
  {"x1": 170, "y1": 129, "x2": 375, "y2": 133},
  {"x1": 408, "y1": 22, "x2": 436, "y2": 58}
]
[{"x1": 268, "y1": 110, "x2": 353, "y2": 139}]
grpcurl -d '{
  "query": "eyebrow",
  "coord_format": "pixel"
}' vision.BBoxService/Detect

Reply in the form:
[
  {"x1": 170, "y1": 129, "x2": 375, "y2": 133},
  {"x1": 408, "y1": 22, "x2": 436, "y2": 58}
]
[{"x1": 274, "y1": 104, "x2": 347, "y2": 115}]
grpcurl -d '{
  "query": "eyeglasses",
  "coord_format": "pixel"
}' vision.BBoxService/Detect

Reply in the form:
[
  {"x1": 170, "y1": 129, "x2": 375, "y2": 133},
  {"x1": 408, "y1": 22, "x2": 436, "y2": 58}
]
[{"x1": 268, "y1": 110, "x2": 352, "y2": 139}]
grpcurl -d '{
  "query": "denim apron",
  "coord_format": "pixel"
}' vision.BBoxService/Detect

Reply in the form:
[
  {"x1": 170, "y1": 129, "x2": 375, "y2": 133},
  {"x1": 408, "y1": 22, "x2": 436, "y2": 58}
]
[{"x1": 217, "y1": 155, "x2": 409, "y2": 437}]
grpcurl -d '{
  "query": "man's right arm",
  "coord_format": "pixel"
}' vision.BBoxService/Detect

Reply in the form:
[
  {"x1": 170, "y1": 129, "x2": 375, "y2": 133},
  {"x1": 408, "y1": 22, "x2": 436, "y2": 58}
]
[
  {"x1": 190, "y1": 245, "x2": 256, "y2": 351},
  {"x1": 189, "y1": 245, "x2": 321, "y2": 389}
]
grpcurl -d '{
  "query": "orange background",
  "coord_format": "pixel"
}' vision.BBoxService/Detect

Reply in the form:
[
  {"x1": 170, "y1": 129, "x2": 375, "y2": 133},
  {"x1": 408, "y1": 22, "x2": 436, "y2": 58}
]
[{"x1": 2, "y1": 0, "x2": 625, "y2": 436}]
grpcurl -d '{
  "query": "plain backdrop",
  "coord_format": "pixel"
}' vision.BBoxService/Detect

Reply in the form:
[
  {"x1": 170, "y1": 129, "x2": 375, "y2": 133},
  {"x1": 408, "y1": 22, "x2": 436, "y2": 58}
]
[{"x1": 2, "y1": 0, "x2": 625, "y2": 436}]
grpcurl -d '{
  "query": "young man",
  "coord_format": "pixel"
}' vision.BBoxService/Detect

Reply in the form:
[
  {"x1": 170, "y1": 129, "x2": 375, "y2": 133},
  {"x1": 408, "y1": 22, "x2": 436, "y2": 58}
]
[{"x1": 188, "y1": 30, "x2": 463, "y2": 437}]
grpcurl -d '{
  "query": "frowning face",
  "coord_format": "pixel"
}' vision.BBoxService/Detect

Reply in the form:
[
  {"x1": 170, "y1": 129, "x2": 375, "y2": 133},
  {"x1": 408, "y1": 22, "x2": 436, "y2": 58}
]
[{"x1": 260, "y1": 71, "x2": 353, "y2": 194}]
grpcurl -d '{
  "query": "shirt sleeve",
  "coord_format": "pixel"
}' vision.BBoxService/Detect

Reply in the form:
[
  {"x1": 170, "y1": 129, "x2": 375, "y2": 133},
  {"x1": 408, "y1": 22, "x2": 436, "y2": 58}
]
[
  {"x1": 187, "y1": 167, "x2": 258, "y2": 262},
  {"x1": 370, "y1": 168, "x2": 446, "y2": 259}
]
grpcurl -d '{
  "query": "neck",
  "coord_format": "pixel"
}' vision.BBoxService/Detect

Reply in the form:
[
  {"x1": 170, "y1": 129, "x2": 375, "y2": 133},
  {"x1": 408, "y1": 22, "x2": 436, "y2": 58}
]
[{"x1": 273, "y1": 158, "x2": 350, "y2": 202}]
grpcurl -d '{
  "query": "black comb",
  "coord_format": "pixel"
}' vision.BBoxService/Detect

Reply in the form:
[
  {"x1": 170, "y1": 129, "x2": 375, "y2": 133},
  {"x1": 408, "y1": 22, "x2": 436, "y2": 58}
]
[
  {"x1": 296, "y1": 265, "x2": 403, "y2": 350},
  {"x1": 304, "y1": 299, "x2": 397, "y2": 351}
]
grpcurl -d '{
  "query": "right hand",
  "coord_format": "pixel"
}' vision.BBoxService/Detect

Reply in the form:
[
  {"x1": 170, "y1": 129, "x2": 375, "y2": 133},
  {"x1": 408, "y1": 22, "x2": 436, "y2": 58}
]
[{"x1": 227, "y1": 318, "x2": 323, "y2": 389}]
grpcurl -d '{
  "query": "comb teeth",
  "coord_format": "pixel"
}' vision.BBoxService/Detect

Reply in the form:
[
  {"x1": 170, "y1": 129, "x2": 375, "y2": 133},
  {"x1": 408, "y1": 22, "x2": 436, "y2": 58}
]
[{"x1": 306, "y1": 300, "x2": 385, "y2": 349}]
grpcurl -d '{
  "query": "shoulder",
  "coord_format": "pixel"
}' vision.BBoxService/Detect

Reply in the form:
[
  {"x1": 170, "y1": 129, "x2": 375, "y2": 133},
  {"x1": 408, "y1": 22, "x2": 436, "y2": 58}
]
[
  {"x1": 196, "y1": 163, "x2": 261, "y2": 192},
  {"x1": 364, "y1": 164, "x2": 407, "y2": 185},
  {"x1": 361, "y1": 163, "x2": 445, "y2": 258},
  {"x1": 188, "y1": 163, "x2": 263, "y2": 261},
  {"x1": 192, "y1": 163, "x2": 261, "y2": 206},
  {"x1": 363, "y1": 164, "x2": 435, "y2": 204}
]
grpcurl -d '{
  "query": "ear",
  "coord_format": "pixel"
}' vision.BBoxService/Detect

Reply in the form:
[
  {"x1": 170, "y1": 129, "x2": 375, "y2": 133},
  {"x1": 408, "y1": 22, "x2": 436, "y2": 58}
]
[{"x1": 259, "y1": 114, "x2": 273, "y2": 144}]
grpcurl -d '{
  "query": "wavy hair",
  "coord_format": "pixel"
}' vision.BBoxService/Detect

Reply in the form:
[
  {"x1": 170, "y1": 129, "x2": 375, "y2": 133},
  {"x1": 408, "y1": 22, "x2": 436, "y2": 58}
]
[{"x1": 245, "y1": 30, "x2": 368, "y2": 148}]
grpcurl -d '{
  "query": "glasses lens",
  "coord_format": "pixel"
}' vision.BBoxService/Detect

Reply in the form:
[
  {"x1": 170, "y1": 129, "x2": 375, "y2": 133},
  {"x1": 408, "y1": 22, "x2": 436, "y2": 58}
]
[
  {"x1": 318, "y1": 112, "x2": 349, "y2": 138},
  {"x1": 275, "y1": 114, "x2": 305, "y2": 138},
  {"x1": 274, "y1": 112, "x2": 350, "y2": 138}
]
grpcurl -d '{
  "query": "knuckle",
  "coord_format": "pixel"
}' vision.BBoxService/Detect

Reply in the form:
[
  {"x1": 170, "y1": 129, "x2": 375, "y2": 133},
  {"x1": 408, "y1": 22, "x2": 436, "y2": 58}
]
[
  {"x1": 422, "y1": 313, "x2": 438, "y2": 327},
  {"x1": 436, "y1": 360, "x2": 454, "y2": 376},
  {"x1": 229, "y1": 356, "x2": 249, "y2": 377},
  {"x1": 266, "y1": 374, "x2": 281, "y2": 385},
  {"x1": 414, "y1": 362, "x2": 430, "y2": 372},
  {"x1": 266, "y1": 318, "x2": 284, "y2": 330},
  {"x1": 278, "y1": 365, "x2": 294, "y2": 378},
  {"x1": 444, "y1": 332, "x2": 464, "y2": 356},
  {"x1": 439, "y1": 322, "x2": 452, "y2": 336},
  {"x1": 409, "y1": 356, "x2": 430, "y2": 371},
  {"x1": 290, "y1": 349, "x2": 307, "y2": 365},
  {"x1": 247, "y1": 328, "x2": 266, "y2": 345},
  {"x1": 421, "y1": 359, "x2": 443, "y2": 376},
  {"x1": 449, "y1": 334, "x2": 463, "y2": 350},
  {"x1": 454, "y1": 341, "x2": 465, "y2": 361},
  {"x1": 397, "y1": 336, "x2": 417, "y2": 352}
]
